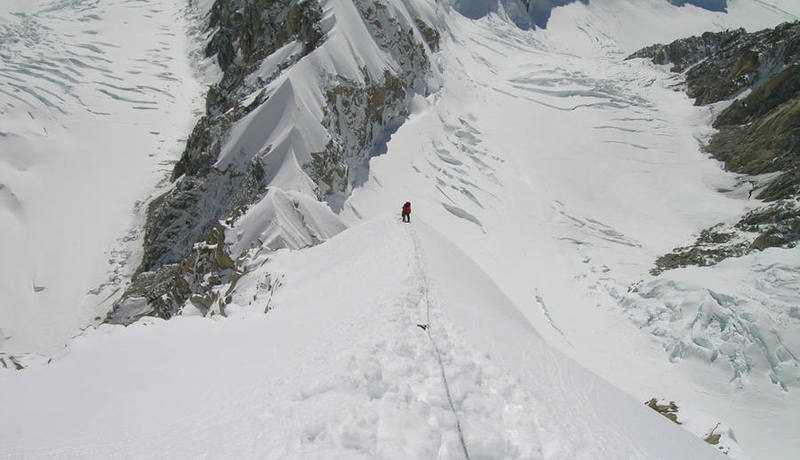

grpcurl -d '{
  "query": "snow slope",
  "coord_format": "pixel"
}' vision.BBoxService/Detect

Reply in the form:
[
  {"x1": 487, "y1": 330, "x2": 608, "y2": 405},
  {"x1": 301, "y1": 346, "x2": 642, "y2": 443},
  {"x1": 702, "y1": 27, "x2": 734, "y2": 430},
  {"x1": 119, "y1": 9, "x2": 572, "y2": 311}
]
[
  {"x1": 0, "y1": 0, "x2": 207, "y2": 353},
  {"x1": 340, "y1": 0, "x2": 800, "y2": 457},
  {"x1": 0, "y1": 219, "x2": 724, "y2": 459}
]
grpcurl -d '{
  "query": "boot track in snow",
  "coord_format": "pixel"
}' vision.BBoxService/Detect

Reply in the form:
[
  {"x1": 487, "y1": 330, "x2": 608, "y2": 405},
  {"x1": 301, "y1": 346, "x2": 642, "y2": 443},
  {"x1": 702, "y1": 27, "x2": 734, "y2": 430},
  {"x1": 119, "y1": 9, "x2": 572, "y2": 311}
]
[{"x1": 408, "y1": 225, "x2": 471, "y2": 460}]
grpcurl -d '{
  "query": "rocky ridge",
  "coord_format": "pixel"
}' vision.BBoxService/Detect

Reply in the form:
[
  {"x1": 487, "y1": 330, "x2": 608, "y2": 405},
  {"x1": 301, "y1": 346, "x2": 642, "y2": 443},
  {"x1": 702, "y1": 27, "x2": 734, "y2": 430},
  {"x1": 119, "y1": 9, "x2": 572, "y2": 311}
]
[{"x1": 629, "y1": 22, "x2": 800, "y2": 273}]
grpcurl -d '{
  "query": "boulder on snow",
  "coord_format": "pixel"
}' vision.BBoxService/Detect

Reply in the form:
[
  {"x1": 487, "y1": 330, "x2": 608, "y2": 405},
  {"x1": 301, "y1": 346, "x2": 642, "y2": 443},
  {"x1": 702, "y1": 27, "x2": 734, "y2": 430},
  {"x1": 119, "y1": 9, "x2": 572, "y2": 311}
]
[{"x1": 645, "y1": 398, "x2": 681, "y2": 424}]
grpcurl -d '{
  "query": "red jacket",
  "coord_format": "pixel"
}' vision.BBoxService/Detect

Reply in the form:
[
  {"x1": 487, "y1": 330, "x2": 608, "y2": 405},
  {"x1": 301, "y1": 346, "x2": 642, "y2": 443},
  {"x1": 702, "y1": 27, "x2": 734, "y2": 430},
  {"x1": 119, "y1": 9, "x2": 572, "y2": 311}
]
[{"x1": 402, "y1": 202, "x2": 411, "y2": 215}]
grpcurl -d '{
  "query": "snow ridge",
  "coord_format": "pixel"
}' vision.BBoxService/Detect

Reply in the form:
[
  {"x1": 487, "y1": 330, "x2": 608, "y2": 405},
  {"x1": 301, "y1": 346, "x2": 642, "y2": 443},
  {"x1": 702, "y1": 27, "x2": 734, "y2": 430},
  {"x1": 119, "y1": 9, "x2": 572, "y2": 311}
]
[
  {"x1": 3, "y1": 0, "x2": 800, "y2": 458},
  {"x1": 410, "y1": 226, "x2": 471, "y2": 459}
]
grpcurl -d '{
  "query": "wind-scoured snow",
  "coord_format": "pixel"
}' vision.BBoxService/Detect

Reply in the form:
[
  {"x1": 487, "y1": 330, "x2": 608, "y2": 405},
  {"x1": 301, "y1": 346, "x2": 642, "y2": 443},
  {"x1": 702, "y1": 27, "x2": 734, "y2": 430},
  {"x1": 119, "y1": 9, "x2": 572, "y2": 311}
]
[
  {"x1": 0, "y1": 0, "x2": 207, "y2": 353},
  {"x1": 0, "y1": 219, "x2": 724, "y2": 459}
]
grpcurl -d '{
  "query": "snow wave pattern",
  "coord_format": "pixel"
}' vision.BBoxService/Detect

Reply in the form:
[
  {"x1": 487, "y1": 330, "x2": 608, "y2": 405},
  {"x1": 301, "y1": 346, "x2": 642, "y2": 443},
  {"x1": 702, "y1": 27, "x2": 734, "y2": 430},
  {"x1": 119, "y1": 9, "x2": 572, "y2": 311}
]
[{"x1": 0, "y1": 0, "x2": 183, "y2": 128}]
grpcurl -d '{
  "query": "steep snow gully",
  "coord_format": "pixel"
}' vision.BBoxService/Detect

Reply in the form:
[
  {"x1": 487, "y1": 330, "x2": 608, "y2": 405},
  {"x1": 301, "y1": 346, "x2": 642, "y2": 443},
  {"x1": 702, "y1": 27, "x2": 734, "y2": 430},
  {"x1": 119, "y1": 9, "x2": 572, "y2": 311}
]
[{"x1": 0, "y1": 220, "x2": 721, "y2": 458}]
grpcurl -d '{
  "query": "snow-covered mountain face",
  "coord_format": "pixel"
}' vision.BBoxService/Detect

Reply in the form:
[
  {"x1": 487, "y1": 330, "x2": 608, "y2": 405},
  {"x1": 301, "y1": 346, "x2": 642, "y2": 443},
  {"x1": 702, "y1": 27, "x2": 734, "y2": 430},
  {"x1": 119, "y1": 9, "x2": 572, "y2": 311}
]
[{"x1": 2, "y1": 0, "x2": 800, "y2": 458}]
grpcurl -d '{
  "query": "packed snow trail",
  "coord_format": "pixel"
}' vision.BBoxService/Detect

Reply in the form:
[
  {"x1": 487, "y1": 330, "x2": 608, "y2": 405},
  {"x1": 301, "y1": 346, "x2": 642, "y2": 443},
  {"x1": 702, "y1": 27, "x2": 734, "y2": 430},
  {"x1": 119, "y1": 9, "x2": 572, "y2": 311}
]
[{"x1": 409, "y1": 225, "x2": 470, "y2": 459}]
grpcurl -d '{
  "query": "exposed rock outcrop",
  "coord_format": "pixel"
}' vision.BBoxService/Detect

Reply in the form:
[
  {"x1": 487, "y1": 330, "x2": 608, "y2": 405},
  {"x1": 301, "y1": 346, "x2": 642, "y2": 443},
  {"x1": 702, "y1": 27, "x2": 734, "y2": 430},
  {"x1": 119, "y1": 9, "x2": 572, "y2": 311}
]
[
  {"x1": 645, "y1": 398, "x2": 681, "y2": 424},
  {"x1": 108, "y1": 223, "x2": 245, "y2": 324},
  {"x1": 629, "y1": 22, "x2": 800, "y2": 106},
  {"x1": 0, "y1": 354, "x2": 24, "y2": 371}
]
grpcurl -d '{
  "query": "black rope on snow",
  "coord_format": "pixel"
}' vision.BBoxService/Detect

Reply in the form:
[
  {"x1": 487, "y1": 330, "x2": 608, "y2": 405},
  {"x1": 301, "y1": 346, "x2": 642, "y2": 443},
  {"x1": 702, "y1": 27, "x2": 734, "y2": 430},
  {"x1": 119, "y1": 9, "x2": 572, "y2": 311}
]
[{"x1": 409, "y1": 228, "x2": 471, "y2": 460}]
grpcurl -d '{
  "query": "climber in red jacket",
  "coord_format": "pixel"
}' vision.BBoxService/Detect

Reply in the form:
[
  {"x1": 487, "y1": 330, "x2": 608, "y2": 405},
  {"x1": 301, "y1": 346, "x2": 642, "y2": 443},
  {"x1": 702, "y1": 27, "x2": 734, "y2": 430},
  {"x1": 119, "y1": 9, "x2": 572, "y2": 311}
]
[{"x1": 401, "y1": 201, "x2": 411, "y2": 223}]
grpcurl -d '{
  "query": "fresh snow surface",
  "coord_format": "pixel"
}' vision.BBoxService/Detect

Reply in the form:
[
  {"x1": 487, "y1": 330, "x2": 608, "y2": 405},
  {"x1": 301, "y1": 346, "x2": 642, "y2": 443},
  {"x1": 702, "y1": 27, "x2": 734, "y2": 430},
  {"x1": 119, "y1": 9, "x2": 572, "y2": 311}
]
[
  {"x1": 0, "y1": 219, "x2": 724, "y2": 459},
  {"x1": 0, "y1": 0, "x2": 206, "y2": 353},
  {"x1": 341, "y1": 1, "x2": 800, "y2": 458}
]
